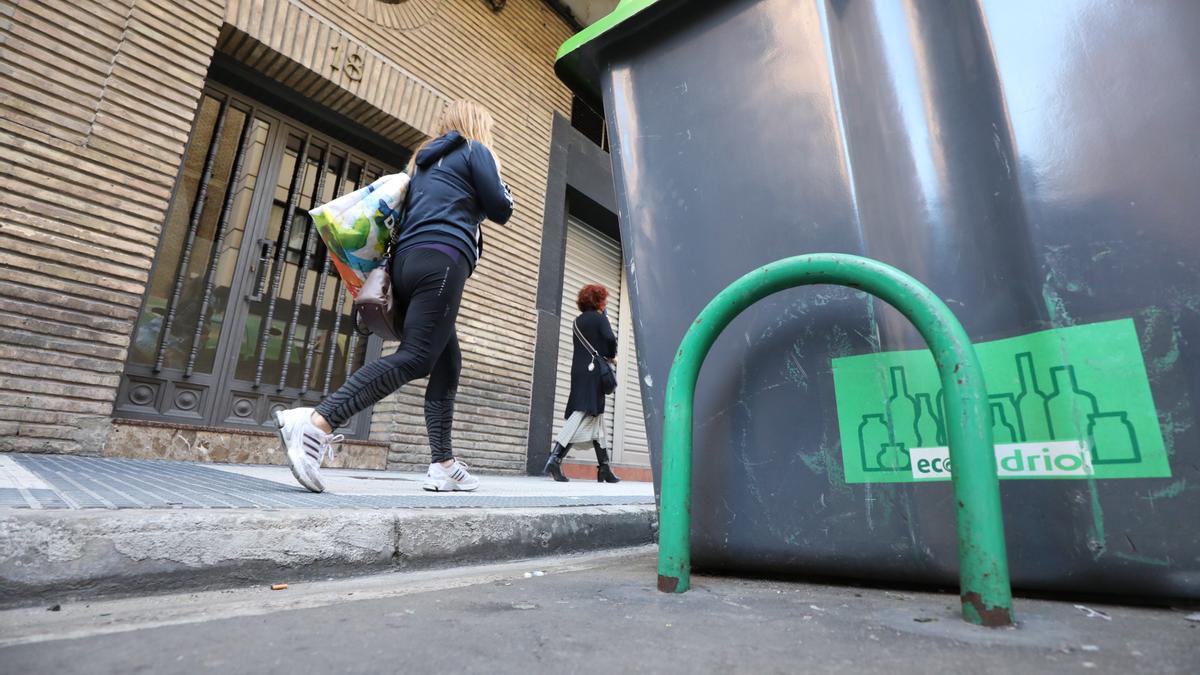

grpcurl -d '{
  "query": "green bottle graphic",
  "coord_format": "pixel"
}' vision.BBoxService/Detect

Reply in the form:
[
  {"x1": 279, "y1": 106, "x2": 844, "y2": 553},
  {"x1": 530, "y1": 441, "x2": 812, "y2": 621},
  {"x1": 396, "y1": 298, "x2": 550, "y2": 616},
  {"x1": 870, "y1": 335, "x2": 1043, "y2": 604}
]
[
  {"x1": 1014, "y1": 353, "x2": 1050, "y2": 441},
  {"x1": 877, "y1": 442, "x2": 911, "y2": 471},
  {"x1": 915, "y1": 393, "x2": 943, "y2": 446},
  {"x1": 885, "y1": 367, "x2": 919, "y2": 450},
  {"x1": 1087, "y1": 412, "x2": 1141, "y2": 464},
  {"x1": 858, "y1": 414, "x2": 891, "y2": 472},
  {"x1": 990, "y1": 402, "x2": 1018, "y2": 443},
  {"x1": 1044, "y1": 366, "x2": 1099, "y2": 441}
]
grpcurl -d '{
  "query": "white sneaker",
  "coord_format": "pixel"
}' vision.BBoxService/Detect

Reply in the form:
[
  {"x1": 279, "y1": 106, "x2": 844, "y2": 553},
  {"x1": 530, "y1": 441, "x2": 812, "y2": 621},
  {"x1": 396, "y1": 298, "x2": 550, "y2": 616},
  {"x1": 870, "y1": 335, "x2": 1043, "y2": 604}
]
[
  {"x1": 422, "y1": 460, "x2": 479, "y2": 492},
  {"x1": 274, "y1": 407, "x2": 343, "y2": 493}
]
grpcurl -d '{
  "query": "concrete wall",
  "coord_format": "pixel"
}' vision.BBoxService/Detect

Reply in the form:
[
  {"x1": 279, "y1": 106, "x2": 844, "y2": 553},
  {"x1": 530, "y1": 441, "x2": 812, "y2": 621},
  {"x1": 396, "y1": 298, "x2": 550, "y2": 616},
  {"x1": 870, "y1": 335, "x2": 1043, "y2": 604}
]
[{"x1": 0, "y1": 0, "x2": 575, "y2": 472}]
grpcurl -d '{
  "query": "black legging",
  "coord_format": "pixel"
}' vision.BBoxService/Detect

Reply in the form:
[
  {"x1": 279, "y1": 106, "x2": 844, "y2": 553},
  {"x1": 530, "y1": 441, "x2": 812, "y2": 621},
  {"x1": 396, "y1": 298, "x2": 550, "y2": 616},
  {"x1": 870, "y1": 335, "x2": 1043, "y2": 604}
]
[{"x1": 316, "y1": 247, "x2": 468, "y2": 462}]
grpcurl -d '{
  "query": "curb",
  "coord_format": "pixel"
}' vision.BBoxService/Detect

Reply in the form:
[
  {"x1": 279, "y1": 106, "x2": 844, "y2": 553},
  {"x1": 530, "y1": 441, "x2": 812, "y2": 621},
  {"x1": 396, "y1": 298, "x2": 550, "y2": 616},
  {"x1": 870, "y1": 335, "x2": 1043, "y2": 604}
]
[{"x1": 0, "y1": 505, "x2": 657, "y2": 606}]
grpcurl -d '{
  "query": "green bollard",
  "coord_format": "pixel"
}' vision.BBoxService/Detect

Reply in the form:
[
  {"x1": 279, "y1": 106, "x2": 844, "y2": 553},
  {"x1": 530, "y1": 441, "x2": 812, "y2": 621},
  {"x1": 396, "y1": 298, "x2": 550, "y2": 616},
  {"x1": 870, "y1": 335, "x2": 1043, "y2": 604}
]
[{"x1": 656, "y1": 253, "x2": 1014, "y2": 627}]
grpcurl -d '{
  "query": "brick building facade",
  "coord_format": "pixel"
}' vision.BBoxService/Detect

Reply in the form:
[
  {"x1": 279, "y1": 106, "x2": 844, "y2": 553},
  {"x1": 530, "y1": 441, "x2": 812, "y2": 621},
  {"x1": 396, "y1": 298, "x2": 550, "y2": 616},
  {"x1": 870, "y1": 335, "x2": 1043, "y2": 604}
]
[{"x1": 0, "y1": 0, "x2": 645, "y2": 476}]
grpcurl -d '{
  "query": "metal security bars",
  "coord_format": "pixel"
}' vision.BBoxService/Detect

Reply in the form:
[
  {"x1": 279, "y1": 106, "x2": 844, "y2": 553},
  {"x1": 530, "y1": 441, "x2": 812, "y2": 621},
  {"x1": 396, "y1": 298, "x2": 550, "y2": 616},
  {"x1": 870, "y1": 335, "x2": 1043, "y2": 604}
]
[
  {"x1": 279, "y1": 144, "x2": 332, "y2": 391},
  {"x1": 301, "y1": 158, "x2": 350, "y2": 396},
  {"x1": 186, "y1": 105, "x2": 258, "y2": 378},
  {"x1": 153, "y1": 96, "x2": 230, "y2": 375},
  {"x1": 118, "y1": 84, "x2": 394, "y2": 439},
  {"x1": 252, "y1": 132, "x2": 310, "y2": 389}
]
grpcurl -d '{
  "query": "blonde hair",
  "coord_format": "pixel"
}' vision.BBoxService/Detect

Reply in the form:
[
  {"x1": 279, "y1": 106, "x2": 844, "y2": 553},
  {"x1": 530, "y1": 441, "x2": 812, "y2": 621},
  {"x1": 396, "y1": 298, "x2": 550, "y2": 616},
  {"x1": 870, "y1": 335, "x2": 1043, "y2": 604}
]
[{"x1": 407, "y1": 99, "x2": 498, "y2": 172}]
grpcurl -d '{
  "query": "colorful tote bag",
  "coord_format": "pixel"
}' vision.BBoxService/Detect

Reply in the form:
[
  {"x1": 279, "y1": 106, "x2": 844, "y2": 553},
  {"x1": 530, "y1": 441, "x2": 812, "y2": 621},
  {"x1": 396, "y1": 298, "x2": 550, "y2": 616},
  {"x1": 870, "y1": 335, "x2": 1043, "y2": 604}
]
[{"x1": 309, "y1": 173, "x2": 410, "y2": 297}]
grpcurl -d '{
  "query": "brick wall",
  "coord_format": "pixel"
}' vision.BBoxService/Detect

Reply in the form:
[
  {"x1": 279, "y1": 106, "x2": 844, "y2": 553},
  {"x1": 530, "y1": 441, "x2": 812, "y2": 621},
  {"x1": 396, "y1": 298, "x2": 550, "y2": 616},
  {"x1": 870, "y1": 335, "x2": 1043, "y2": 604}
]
[
  {"x1": 0, "y1": 0, "x2": 227, "y2": 453},
  {"x1": 0, "y1": 0, "x2": 575, "y2": 472}
]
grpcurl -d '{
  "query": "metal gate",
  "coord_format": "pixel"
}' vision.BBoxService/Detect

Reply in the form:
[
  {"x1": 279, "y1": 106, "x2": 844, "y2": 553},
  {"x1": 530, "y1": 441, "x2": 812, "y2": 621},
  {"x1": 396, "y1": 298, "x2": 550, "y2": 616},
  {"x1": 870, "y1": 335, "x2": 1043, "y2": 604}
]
[{"x1": 117, "y1": 84, "x2": 395, "y2": 439}]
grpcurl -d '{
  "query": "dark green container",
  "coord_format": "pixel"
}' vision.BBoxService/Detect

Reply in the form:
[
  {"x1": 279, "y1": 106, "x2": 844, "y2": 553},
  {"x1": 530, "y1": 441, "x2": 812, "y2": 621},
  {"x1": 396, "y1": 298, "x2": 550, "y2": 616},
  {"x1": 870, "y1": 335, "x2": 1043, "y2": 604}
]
[{"x1": 557, "y1": 0, "x2": 1200, "y2": 599}]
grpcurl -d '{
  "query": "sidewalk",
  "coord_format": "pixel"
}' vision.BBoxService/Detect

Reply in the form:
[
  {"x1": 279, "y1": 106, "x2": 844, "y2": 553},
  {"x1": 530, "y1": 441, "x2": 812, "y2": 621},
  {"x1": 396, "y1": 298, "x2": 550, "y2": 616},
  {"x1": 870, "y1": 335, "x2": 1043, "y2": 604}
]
[
  {"x1": 0, "y1": 454, "x2": 657, "y2": 605},
  {"x1": 0, "y1": 454, "x2": 655, "y2": 510}
]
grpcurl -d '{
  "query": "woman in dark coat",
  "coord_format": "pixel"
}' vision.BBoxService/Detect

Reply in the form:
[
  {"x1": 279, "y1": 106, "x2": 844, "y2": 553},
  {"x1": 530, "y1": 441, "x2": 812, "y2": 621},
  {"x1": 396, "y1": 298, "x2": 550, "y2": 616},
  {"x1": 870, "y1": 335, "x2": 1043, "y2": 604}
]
[{"x1": 544, "y1": 284, "x2": 621, "y2": 483}]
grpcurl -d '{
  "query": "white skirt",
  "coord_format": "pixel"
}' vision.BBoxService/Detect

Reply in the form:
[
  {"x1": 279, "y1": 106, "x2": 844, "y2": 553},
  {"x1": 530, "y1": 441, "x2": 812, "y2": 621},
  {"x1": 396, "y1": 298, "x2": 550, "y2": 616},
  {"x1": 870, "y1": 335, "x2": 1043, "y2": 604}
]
[{"x1": 555, "y1": 411, "x2": 607, "y2": 448}]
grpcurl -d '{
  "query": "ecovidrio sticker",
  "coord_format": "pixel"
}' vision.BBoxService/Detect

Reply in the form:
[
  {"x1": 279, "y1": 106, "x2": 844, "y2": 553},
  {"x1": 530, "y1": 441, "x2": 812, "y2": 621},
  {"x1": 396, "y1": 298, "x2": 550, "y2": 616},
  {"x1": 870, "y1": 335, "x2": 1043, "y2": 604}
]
[{"x1": 832, "y1": 319, "x2": 1169, "y2": 483}]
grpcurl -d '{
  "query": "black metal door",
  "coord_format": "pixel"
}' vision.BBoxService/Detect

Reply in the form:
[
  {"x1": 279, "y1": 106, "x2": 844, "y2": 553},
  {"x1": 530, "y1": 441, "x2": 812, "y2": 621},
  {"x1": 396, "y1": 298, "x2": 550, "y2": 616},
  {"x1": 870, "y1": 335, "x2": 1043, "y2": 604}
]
[{"x1": 117, "y1": 84, "x2": 393, "y2": 439}]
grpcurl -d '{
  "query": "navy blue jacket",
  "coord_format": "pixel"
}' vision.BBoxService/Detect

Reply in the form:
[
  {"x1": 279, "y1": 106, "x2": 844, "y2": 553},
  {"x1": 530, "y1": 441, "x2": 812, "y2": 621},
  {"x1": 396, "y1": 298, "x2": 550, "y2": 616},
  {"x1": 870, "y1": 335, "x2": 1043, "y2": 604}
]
[{"x1": 395, "y1": 131, "x2": 514, "y2": 271}]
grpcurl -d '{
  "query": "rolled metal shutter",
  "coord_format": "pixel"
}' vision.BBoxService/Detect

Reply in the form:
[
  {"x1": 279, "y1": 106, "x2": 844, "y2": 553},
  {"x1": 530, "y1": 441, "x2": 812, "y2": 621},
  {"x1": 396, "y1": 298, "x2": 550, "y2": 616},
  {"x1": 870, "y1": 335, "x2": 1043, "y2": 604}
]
[{"x1": 613, "y1": 266, "x2": 650, "y2": 466}]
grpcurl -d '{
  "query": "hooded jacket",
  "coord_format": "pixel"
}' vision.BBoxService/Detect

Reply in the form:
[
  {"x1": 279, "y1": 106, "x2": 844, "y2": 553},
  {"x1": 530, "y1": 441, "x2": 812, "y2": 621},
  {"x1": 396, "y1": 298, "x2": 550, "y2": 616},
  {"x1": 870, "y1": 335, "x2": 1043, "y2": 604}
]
[{"x1": 394, "y1": 131, "x2": 514, "y2": 271}]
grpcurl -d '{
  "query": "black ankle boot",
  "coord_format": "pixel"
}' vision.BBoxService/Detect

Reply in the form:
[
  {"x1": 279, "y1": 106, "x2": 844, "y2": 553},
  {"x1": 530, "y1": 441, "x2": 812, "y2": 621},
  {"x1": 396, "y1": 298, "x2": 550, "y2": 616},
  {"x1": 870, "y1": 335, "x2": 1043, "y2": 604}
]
[
  {"x1": 593, "y1": 442, "x2": 621, "y2": 483},
  {"x1": 544, "y1": 443, "x2": 570, "y2": 482},
  {"x1": 597, "y1": 463, "x2": 621, "y2": 483}
]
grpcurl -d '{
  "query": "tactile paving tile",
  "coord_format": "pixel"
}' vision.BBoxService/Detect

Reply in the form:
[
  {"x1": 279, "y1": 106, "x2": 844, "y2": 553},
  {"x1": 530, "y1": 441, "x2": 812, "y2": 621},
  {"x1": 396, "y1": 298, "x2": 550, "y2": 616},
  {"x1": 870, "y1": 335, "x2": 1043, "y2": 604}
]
[{"x1": 9, "y1": 455, "x2": 655, "y2": 510}]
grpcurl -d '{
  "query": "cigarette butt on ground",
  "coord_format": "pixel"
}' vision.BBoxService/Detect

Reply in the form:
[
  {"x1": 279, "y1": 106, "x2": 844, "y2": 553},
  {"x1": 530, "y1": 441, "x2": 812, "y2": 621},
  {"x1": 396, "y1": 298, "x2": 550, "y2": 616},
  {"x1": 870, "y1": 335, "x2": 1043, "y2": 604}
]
[{"x1": 271, "y1": 584, "x2": 288, "y2": 591}]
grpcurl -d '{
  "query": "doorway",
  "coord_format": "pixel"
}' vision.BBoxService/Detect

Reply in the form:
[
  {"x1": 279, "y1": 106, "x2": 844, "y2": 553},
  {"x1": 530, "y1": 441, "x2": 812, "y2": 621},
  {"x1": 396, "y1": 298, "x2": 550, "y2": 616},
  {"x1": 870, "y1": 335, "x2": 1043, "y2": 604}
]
[
  {"x1": 552, "y1": 218, "x2": 649, "y2": 466},
  {"x1": 116, "y1": 84, "x2": 397, "y2": 439}
]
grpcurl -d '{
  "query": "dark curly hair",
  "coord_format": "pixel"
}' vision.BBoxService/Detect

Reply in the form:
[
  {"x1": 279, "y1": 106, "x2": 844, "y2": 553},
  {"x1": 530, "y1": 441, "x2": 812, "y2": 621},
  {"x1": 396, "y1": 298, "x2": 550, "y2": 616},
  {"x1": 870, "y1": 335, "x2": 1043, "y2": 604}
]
[{"x1": 577, "y1": 284, "x2": 608, "y2": 312}]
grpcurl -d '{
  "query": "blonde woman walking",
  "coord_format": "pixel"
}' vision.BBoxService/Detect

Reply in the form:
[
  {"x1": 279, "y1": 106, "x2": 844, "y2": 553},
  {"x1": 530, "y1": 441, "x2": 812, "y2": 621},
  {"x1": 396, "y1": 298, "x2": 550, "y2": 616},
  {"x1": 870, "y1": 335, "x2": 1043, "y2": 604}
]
[{"x1": 275, "y1": 100, "x2": 513, "y2": 493}]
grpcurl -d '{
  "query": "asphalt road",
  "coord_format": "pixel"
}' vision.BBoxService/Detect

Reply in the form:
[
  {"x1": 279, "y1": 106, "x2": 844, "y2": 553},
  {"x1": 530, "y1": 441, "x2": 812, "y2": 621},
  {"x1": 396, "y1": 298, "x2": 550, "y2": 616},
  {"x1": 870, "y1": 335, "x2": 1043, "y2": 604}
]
[{"x1": 1, "y1": 547, "x2": 1195, "y2": 674}]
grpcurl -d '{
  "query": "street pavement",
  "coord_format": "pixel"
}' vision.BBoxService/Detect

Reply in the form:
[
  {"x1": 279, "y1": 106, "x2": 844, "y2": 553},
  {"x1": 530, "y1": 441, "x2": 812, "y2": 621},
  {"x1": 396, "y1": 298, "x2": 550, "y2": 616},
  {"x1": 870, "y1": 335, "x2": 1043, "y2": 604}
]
[{"x1": 0, "y1": 547, "x2": 1195, "y2": 675}]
